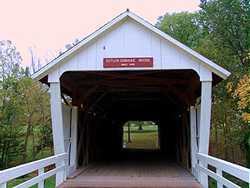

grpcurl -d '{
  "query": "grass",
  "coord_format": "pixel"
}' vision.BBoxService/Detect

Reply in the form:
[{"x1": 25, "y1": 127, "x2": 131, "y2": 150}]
[
  {"x1": 123, "y1": 123, "x2": 159, "y2": 149},
  {"x1": 123, "y1": 124, "x2": 158, "y2": 132}
]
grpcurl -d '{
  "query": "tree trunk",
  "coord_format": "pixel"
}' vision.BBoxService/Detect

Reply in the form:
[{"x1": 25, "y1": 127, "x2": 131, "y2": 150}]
[
  {"x1": 128, "y1": 123, "x2": 131, "y2": 143},
  {"x1": 138, "y1": 123, "x2": 143, "y2": 131},
  {"x1": 32, "y1": 128, "x2": 35, "y2": 160},
  {"x1": 214, "y1": 122, "x2": 218, "y2": 155}
]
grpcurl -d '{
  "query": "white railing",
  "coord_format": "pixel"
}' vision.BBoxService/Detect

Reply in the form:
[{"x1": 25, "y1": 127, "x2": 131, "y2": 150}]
[
  {"x1": 0, "y1": 153, "x2": 68, "y2": 188},
  {"x1": 196, "y1": 153, "x2": 250, "y2": 188}
]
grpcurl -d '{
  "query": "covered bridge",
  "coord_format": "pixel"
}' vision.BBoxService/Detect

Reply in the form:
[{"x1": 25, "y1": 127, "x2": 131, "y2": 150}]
[{"x1": 1, "y1": 10, "x2": 249, "y2": 188}]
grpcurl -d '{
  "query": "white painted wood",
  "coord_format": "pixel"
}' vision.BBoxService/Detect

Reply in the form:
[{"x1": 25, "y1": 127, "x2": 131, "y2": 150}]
[
  {"x1": 197, "y1": 153, "x2": 250, "y2": 183},
  {"x1": 190, "y1": 106, "x2": 198, "y2": 177},
  {"x1": 38, "y1": 168, "x2": 44, "y2": 188},
  {"x1": 14, "y1": 165, "x2": 64, "y2": 188},
  {"x1": 196, "y1": 165, "x2": 241, "y2": 188},
  {"x1": 126, "y1": 11, "x2": 230, "y2": 79},
  {"x1": 199, "y1": 161, "x2": 208, "y2": 188},
  {"x1": 196, "y1": 105, "x2": 200, "y2": 149},
  {"x1": 198, "y1": 81, "x2": 212, "y2": 154},
  {"x1": 216, "y1": 168, "x2": 223, "y2": 188},
  {"x1": 49, "y1": 82, "x2": 66, "y2": 186},
  {"x1": 32, "y1": 11, "x2": 129, "y2": 80},
  {"x1": 47, "y1": 18, "x2": 214, "y2": 83},
  {"x1": 0, "y1": 153, "x2": 67, "y2": 185},
  {"x1": 62, "y1": 104, "x2": 71, "y2": 153},
  {"x1": 62, "y1": 104, "x2": 78, "y2": 175},
  {"x1": 195, "y1": 105, "x2": 201, "y2": 180},
  {"x1": 50, "y1": 83, "x2": 65, "y2": 154},
  {"x1": 198, "y1": 81, "x2": 212, "y2": 187},
  {"x1": 71, "y1": 107, "x2": 78, "y2": 172},
  {"x1": 32, "y1": 10, "x2": 230, "y2": 81}
]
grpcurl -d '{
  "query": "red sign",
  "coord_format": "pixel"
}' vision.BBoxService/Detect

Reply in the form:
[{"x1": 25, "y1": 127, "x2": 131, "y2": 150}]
[{"x1": 103, "y1": 57, "x2": 153, "y2": 68}]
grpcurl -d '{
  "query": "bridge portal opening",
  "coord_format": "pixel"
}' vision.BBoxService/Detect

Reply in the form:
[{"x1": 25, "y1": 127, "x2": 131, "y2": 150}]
[
  {"x1": 60, "y1": 70, "x2": 201, "y2": 171},
  {"x1": 123, "y1": 121, "x2": 159, "y2": 150}
]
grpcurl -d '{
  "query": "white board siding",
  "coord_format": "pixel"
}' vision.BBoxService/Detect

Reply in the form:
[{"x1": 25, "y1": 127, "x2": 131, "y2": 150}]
[
  {"x1": 62, "y1": 104, "x2": 78, "y2": 175},
  {"x1": 48, "y1": 19, "x2": 212, "y2": 82},
  {"x1": 33, "y1": 11, "x2": 230, "y2": 81}
]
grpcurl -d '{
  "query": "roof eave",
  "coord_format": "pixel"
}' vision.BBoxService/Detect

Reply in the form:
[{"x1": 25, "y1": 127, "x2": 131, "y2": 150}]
[
  {"x1": 32, "y1": 10, "x2": 231, "y2": 81},
  {"x1": 126, "y1": 12, "x2": 231, "y2": 80},
  {"x1": 32, "y1": 11, "x2": 130, "y2": 81}
]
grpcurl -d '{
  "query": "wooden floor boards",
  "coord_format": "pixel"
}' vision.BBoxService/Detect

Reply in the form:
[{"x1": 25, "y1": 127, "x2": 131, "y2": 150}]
[{"x1": 59, "y1": 161, "x2": 202, "y2": 188}]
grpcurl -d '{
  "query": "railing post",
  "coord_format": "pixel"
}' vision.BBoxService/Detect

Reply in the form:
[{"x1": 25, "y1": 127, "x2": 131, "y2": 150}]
[
  {"x1": 38, "y1": 168, "x2": 44, "y2": 188},
  {"x1": 0, "y1": 183, "x2": 7, "y2": 188},
  {"x1": 197, "y1": 159, "x2": 209, "y2": 188},
  {"x1": 216, "y1": 168, "x2": 223, "y2": 188}
]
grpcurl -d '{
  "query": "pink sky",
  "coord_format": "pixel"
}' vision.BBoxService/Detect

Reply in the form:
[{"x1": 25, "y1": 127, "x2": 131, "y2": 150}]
[{"x1": 0, "y1": 0, "x2": 200, "y2": 67}]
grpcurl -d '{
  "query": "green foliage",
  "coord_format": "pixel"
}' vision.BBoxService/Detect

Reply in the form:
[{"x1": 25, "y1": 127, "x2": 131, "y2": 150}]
[
  {"x1": 157, "y1": 0, "x2": 250, "y2": 167},
  {"x1": 0, "y1": 40, "x2": 22, "y2": 80},
  {"x1": 0, "y1": 51, "x2": 25, "y2": 168},
  {"x1": 199, "y1": 0, "x2": 250, "y2": 168},
  {"x1": 157, "y1": 12, "x2": 205, "y2": 48},
  {"x1": 200, "y1": 0, "x2": 250, "y2": 69},
  {"x1": 0, "y1": 41, "x2": 53, "y2": 170}
]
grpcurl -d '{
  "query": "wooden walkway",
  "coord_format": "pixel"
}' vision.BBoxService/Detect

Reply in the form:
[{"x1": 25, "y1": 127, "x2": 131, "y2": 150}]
[{"x1": 59, "y1": 160, "x2": 202, "y2": 188}]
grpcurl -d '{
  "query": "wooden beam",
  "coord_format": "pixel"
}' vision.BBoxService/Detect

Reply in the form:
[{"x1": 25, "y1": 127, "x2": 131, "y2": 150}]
[
  {"x1": 49, "y1": 82, "x2": 66, "y2": 186},
  {"x1": 198, "y1": 81, "x2": 212, "y2": 188},
  {"x1": 73, "y1": 86, "x2": 99, "y2": 106},
  {"x1": 75, "y1": 78, "x2": 189, "y2": 87},
  {"x1": 190, "y1": 106, "x2": 198, "y2": 177},
  {"x1": 198, "y1": 81, "x2": 212, "y2": 154}
]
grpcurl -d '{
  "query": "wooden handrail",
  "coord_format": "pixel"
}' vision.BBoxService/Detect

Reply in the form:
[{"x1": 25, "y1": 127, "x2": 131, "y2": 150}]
[
  {"x1": 196, "y1": 153, "x2": 250, "y2": 188},
  {"x1": 0, "y1": 153, "x2": 68, "y2": 188}
]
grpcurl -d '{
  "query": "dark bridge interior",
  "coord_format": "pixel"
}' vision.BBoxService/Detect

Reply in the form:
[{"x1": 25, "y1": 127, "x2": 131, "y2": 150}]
[{"x1": 58, "y1": 70, "x2": 202, "y2": 170}]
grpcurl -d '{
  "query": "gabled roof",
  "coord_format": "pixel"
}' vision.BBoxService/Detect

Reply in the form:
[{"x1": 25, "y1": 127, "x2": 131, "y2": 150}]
[{"x1": 32, "y1": 10, "x2": 231, "y2": 81}]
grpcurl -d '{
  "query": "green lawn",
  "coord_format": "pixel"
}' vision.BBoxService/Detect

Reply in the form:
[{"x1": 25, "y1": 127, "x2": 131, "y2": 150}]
[{"x1": 123, "y1": 123, "x2": 159, "y2": 149}]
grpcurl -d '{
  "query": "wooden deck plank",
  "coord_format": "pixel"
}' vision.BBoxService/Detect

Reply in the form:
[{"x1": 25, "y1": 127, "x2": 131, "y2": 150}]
[{"x1": 59, "y1": 161, "x2": 202, "y2": 188}]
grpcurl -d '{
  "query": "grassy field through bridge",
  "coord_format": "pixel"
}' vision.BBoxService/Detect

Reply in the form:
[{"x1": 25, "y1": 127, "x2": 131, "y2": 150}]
[{"x1": 123, "y1": 121, "x2": 159, "y2": 150}]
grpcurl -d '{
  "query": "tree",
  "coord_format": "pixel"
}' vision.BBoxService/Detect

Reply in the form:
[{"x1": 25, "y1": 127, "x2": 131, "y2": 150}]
[
  {"x1": 19, "y1": 76, "x2": 51, "y2": 162},
  {"x1": 0, "y1": 40, "x2": 22, "y2": 80},
  {"x1": 200, "y1": 0, "x2": 250, "y2": 70},
  {"x1": 156, "y1": 12, "x2": 204, "y2": 48},
  {"x1": 0, "y1": 40, "x2": 23, "y2": 168},
  {"x1": 0, "y1": 76, "x2": 25, "y2": 168},
  {"x1": 157, "y1": 0, "x2": 250, "y2": 166},
  {"x1": 234, "y1": 75, "x2": 250, "y2": 166},
  {"x1": 200, "y1": 0, "x2": 250, "y2": 167},
  {"x1": 0, "y1": 40, "x2": 53, "y2": 169}
]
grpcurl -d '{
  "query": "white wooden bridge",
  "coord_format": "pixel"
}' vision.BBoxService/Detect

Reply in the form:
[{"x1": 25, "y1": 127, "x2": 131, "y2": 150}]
[{"x1": 0, "y1": 10, "x2": 249, "y2": 188}]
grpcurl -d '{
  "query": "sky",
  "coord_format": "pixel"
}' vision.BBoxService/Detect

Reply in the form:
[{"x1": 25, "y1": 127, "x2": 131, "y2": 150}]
[{"x1": 0, "y1": 0, "x2": 200, "y2": 67}]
